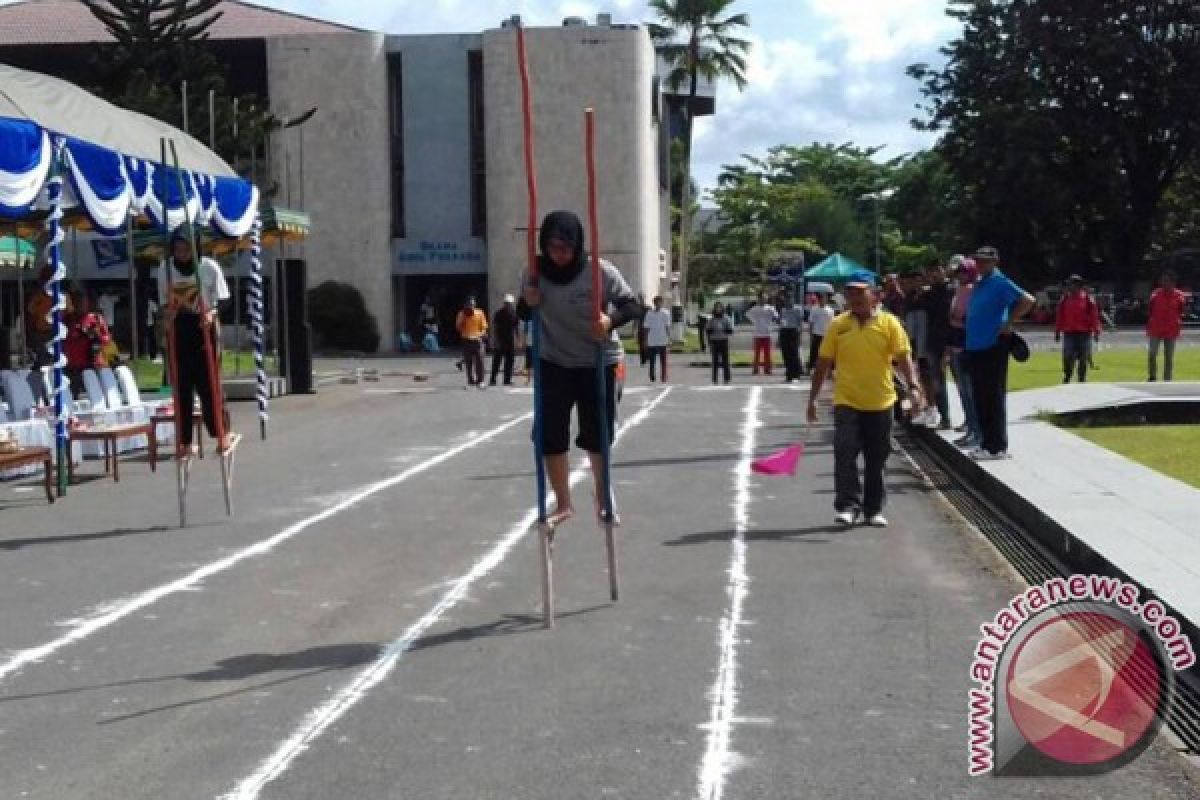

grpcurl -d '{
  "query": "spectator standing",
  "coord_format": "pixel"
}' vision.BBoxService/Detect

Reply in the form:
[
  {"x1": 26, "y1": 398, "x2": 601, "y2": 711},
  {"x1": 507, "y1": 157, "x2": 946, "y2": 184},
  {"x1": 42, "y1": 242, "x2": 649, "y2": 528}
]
[
  {"x1": 706, "y1": 301, "x2": 734, "y2": 384},
  {"x1": 916, "y1": 262, "x2": 954, "y2": 428},
  {"x1": 746, "y1": 291, "x2": 778, "y2": 375},
  {"x1": 456, "y1": 296, "x2": 488, "y2": 389},
  {"x1": 947, "y1": 258, "x2": 981, "y2": 447},
  {"x1": 777, "y1": 290, "x2": 805, "y2": 381},
  {"x1": 642, "y1": 295, "x2": 672, "y2": 383},
  {"x1": 807, "y1": 290, "x2": 835, "y2": 372},
  {"x1": 1147, "y1": 270, "x2": 1186, "y2": 382},
  {"x1": 963, "y1": 246, "x2": 1035, "y2": 460},
  {"x1": 1054, "y1": 275, "x2": 1101, "y2": 383},
  {"x1": 489, "y1": 293, "x2": 519, "y2": 386}
]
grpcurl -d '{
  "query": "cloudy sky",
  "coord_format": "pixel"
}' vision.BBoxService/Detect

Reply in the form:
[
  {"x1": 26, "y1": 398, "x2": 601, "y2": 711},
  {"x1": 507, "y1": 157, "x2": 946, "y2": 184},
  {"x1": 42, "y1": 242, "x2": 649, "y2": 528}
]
[
  {"x1": 245, "y1": 0, "x2": 963, "y2": 195},
  {"x1": 4, "y1": 0, "x2": 963, "y2": 195}
]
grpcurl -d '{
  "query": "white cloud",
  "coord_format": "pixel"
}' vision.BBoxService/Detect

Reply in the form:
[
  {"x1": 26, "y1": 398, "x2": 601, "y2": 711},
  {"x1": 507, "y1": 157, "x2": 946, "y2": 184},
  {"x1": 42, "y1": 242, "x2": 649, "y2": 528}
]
[
  {"x1": 0, "y1": 0, "x2": 960, "y2": 194},
  {"x1": 807, "y1": 0, "x2": 960, "y2": 64}
]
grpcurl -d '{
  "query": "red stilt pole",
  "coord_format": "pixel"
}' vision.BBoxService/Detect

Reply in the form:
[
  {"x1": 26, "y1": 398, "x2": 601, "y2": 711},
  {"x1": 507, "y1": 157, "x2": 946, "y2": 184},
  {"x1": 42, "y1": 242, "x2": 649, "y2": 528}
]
[{"x1": 515, "y1": 24, "x2": 554, "y2": 628}]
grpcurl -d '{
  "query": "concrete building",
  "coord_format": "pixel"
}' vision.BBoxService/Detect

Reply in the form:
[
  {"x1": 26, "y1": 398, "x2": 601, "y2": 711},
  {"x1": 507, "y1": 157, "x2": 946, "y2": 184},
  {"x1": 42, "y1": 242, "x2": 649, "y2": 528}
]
[{"x1": 0, "y1": 1, "x2": 681, "y2": 350}]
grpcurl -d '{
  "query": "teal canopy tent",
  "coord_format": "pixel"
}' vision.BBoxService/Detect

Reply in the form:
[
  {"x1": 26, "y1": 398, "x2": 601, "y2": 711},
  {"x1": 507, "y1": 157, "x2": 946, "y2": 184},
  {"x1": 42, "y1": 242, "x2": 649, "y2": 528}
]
[{"x1": 804, "y1": 253, "x2": 876, "y2": 282}]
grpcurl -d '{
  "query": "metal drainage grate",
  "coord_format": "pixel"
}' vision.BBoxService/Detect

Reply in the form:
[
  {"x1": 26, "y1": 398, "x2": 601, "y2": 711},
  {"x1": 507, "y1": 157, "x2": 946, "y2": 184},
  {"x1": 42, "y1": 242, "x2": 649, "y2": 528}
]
[{"x1": 899, "y1": 432, "x2": 1200, "y2": 756}]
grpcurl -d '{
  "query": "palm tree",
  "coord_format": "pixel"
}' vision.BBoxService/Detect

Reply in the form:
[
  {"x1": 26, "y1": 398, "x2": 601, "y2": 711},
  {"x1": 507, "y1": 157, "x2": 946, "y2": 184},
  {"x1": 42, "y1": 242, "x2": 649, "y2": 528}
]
[{"x1": 649, "y1": 0, "x2": 750, "y2": 306}]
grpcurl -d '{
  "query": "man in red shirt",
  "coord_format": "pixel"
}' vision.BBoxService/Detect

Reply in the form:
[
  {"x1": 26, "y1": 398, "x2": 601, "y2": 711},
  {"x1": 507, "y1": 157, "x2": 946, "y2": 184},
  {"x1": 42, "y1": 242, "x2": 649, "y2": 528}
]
[
  {"x1": 1147, "y1": 270, "x2": 1187, "y2": 382},
  {"x1": 1054, "y1": 275, "x2": 1101, "y2": 383}
]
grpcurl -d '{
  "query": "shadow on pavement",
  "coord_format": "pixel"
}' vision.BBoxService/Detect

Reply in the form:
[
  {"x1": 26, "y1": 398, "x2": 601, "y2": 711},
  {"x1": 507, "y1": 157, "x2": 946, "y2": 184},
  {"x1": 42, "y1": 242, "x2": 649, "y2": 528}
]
[
  {"x1": 0, "y1": 525, "x2": 181, "y2": 550},
  {"x1": 1, "y1": 643, "x2": 382, "y2": 724},
  {"x1": 409, "y1": 605, "x2": 611, "y2": 651},
  {"x1": 663, "y1": 525, "x2": 849, "y2": 546}
]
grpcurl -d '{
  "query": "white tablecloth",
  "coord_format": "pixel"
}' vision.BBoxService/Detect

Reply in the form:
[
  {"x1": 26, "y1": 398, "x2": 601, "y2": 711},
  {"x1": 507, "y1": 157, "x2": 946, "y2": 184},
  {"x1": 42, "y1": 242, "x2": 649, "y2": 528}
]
[{"x1": 0, "y1": 420, "x2": 80, "y2": 480}]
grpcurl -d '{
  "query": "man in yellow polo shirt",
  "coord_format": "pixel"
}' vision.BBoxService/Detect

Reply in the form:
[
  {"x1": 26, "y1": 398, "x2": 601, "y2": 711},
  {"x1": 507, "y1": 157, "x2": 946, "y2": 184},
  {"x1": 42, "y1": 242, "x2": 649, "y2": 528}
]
[{"x1": 807, "y1": 271, "x2": 924, "y2": 527}]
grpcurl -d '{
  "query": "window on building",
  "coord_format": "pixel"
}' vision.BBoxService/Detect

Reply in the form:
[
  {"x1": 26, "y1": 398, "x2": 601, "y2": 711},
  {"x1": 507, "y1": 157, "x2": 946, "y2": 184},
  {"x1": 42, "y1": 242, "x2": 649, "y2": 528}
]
[
  {"x1": 468, "y1": 49, "x2": 487, "y2": 239},
  {"x1": 387, "y1": 52, "x2": 406, "y2": 238}
]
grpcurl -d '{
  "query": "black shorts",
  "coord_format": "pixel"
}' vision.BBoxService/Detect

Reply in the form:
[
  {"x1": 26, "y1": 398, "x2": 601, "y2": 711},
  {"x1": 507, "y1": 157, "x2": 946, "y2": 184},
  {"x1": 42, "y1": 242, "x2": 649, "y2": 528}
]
[{"x1": 536, "y1": 359, "x2": 617, "y2": 455}]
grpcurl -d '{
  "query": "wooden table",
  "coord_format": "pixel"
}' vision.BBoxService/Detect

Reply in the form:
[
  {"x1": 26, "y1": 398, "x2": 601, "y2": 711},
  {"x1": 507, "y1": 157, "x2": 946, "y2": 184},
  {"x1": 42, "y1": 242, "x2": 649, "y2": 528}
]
[
  {"x1": 67, "y1": 423, "x2": 156, "y2": 483},
  {"x1": 0, "y1": 446, "x2": 54, "y2": 503},
  {"x1": 150, "y1": 409, "x2": 205, "y2": 459}
]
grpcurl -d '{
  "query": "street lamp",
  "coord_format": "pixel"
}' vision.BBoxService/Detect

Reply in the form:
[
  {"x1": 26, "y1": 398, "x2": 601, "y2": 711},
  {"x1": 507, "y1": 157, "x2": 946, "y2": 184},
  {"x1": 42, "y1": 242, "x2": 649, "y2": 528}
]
[{"x1": 860, "y1": 188, "x2": 896, "y2": 272}]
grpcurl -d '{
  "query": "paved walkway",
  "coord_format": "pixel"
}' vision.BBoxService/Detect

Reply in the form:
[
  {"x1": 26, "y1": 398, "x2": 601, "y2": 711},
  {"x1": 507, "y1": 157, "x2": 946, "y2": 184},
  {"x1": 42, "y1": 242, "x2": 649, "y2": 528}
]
[{"x1": 932, "y1": 380, "x2": 1200, "y2": 631}]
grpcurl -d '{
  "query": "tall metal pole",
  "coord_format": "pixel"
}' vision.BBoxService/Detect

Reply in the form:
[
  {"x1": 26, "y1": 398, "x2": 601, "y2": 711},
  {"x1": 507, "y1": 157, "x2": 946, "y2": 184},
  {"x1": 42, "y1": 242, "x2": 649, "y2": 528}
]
[
  {"x1": 127, "y1": 212, "x2": 137, "y2": 360},
  {"x1": 181, "y1": 80, "x2": 189, "y2": 134}
]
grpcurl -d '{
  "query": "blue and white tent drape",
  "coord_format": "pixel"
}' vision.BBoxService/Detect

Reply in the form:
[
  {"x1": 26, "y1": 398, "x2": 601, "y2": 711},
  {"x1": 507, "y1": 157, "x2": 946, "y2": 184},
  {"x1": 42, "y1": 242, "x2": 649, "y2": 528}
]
[{"x1": 0, "y1": 116, "x2": 259, "y2": 239}]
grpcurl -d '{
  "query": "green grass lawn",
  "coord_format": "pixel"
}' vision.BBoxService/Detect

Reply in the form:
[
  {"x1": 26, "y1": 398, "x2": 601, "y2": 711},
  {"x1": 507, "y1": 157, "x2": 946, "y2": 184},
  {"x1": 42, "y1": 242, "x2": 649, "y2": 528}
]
[
  {"x1": 1065, "y1": 425, "x2": 1200, "y2": 489},
  {"x1": 1007, "y1": 347, "x2": 1200, "y2": 392},
  {"x1": 128, "y1": 353, "x2": 277, "y2": 391}
]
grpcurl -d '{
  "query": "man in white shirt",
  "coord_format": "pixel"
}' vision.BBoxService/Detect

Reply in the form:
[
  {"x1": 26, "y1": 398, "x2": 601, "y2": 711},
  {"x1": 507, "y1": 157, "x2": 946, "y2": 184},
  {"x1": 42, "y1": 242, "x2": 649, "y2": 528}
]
[
  {"x1": 746, "y1": 291, "x2": 779, "y2": 375},
  {"x1": 807, "y1": 290, "x2": 836, "y2": 371},
  {"x1": 642, "y1": 295, "x2": 672, "y2": 382}
]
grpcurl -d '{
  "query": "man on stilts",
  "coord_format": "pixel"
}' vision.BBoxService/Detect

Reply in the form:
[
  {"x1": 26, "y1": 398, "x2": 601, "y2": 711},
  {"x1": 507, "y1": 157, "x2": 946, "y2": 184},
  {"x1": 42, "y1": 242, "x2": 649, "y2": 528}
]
[{"x1": 159, "y1": 227, "x2": 238, "y2": 456}]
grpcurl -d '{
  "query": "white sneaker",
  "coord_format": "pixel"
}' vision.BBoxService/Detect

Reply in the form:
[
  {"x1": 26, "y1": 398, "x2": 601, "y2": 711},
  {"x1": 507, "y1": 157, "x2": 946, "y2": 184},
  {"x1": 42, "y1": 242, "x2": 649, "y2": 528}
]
[
  {"x1": 867, "y1": 513, "x2": 888, "y2": 527},
  {"x1": 971, "y1": 449, "x2": 1012, "y2": 461},
  {"x1": 922, "y1": 410, "x2": 942, "y2": 429},
  {"x1": 835, "y1": 509, "x2": 860, "y2": 527}
]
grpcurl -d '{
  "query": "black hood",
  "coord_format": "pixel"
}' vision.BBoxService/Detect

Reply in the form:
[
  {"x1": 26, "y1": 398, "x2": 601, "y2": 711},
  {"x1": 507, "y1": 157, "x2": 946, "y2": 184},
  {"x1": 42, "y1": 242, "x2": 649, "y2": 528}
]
[
  {"x1": 538, "y1": 210, "x2": 586, "y2": 285},
  {"x1": 169, "y1": 226, "x2": 196, "y2": 275}
]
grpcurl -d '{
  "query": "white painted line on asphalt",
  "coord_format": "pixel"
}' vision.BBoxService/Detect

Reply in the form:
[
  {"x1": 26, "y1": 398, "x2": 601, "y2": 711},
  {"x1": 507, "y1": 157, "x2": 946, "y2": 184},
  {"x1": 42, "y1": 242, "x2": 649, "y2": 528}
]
[
  {"x1": 696, "y1": 385, "x2": 761, "y2": 800},
  {"x1": 220, "y1": 387, "x2": 674, "y2": 800},
  {"x1": 0, "y1": 414, "x2": 533, "y2": 685}
]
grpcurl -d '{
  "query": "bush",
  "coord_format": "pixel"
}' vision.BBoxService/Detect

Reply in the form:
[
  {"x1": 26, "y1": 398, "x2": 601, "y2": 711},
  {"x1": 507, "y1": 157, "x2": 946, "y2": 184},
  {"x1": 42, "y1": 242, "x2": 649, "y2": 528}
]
[{"x1": 307, "y1": 281, "x2": 381, "y2": 353}]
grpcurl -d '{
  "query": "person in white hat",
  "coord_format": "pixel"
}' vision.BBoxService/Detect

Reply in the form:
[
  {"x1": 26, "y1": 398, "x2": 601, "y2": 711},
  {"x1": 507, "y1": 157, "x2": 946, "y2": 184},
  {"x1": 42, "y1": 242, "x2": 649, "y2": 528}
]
[{"x1": 490, "y1": 293, "x2": 520, "y2": 386}]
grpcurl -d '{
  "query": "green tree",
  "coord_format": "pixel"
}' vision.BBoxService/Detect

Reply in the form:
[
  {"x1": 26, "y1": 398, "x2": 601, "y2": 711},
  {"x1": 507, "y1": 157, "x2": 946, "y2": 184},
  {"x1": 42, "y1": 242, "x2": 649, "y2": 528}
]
[
  {"x1": 910, "y1": 0, "x2": 1200, "y2": 283},
  {"x1": 649, "y1": 0, "x2": 751, "y2": 301},
  {"x1": 81, "y1": 0, "x2": 278, "y2": 187}
]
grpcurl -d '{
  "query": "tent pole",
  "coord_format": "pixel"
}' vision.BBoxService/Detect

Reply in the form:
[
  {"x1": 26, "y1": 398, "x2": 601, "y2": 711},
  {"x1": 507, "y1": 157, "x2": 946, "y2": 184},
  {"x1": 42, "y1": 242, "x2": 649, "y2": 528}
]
[
  {"x1": 127, "y1": 213, "x2": 138, "y2": 361},
  {"x1": 16, "y1": 230, "x2": 26, "y2": 367}
]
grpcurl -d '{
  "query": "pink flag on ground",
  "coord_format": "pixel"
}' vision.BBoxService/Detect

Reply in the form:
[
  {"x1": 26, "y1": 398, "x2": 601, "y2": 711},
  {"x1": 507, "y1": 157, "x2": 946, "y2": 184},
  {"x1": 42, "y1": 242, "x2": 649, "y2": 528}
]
[{"x1": 751, "y1": 444, "x2": 804, "y2": 477}]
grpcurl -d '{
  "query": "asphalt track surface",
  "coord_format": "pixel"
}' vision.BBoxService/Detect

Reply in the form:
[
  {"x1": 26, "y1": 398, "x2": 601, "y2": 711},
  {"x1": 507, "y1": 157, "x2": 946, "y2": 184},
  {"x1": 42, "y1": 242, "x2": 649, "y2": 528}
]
[{"x1": 1, "y1": 362, "x2": 1197, "y2": 799}]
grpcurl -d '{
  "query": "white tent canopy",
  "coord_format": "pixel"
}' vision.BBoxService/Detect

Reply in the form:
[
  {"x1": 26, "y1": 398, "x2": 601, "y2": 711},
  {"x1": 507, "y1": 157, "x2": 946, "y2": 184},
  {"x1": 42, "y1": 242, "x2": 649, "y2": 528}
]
[
  {"x1": 0, "y1": 63, "x2": 258, "y2": 237},
  {"x1": 0, "y1": 63, "x2": 234, "y2": 177}
]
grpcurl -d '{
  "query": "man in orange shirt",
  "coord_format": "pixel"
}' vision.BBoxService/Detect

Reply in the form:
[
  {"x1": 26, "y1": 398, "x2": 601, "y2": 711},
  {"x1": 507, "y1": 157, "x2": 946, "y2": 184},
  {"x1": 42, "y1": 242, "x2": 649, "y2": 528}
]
[
  {"x1": 1054, "y1": 275, "x2": 1101, "y2": 383},
  {"x1": 1147, "y1": 270, "x2": 1187, "y2": 382},
  {"x1": 456, "y1": 296, "x2": 489, "y2": 389}
]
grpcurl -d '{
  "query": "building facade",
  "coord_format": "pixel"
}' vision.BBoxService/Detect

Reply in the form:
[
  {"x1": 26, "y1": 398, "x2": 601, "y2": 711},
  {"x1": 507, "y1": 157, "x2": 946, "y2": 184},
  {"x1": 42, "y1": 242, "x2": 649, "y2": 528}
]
[{"x1": 0, "y1": 3, "x2": 681, "y2": 351}]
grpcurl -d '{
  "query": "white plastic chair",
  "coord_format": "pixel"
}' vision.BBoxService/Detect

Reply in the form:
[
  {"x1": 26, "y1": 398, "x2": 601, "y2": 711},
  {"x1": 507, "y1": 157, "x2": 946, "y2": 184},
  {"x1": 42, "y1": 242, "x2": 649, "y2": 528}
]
[
  {"x1": 82, "y1": 369, "x2": 109, "y2": 410},
  {"x1": 115, "y1": 365, "x2": 144, "y2": 407},
  {"x1": 0, "y1": 370, "x2": 36, "y2": 421},
  {"x1": 116, "y1": 365, "x2": 173, "y2": 447},
  {"x1": 99, "y1": 368, "x2": 125, "y2": 411}
]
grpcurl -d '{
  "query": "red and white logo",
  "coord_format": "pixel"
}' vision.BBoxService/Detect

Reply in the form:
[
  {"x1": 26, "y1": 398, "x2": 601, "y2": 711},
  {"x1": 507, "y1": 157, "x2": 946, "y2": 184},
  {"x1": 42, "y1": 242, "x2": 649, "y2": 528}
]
[{"x1": 1005, "y1": 611, "x2": 1161, "y2": 767}]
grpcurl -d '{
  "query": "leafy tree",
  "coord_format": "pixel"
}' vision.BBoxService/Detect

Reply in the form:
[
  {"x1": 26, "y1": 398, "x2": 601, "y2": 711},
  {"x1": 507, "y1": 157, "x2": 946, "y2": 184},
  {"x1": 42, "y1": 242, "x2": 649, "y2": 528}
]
[
  {"x1": 649, "y1": 0, "x2": 751, "y2": 299},
  {"x1": 910, "y1": 0, "x2": 1200, "y2": 283},
  {"x1": 80, "y1": 0, "x2": 278, "y2": 188}
]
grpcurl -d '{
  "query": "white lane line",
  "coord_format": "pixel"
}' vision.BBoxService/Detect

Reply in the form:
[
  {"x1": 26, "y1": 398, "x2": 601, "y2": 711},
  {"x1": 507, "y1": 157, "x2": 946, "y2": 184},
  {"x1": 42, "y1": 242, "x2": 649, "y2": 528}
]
[
  {"x1": 0, "y1": 414, "x2": 533, "y2": 684},
  {"x1": 220, "y1": 387, "x2": 673, "y2": 800},
  {"x1": 696, "y1": 385, "x2": 762, "y2": 800}
]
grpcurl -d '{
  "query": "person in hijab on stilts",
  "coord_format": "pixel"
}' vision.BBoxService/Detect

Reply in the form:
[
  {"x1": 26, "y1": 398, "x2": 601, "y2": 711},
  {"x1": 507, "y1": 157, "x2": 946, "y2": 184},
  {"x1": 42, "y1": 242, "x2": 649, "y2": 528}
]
[
  {"x1": 157, "y1": 226, "x2": 236, "y2": 455},
  {"x1": 520, "y1": 210, "x2": 643, "y2": 529}
]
